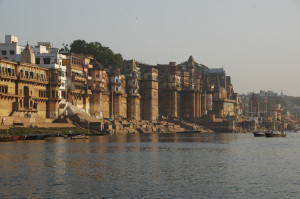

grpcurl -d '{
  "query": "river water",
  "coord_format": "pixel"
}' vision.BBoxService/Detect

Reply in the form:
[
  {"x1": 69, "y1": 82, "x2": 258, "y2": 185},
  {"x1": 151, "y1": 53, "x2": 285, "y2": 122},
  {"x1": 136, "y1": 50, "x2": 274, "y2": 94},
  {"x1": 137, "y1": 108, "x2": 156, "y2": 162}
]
[{"x1": 1, "y1": 132, "x2": 300, "y2": 198}]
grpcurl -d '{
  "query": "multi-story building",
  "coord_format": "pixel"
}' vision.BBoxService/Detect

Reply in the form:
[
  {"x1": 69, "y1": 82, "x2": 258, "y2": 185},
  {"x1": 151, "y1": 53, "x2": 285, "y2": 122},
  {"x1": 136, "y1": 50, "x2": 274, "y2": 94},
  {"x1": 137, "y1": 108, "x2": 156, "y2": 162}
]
[
  {"x1": 123, "y1": 60, "x2": 141, "y2": 120},
  {"x1": 204, "y1": 67, "x2": 238, "y2": 117},
  {"x1": 0, "y1": 35, "x2": 25, "y2": 61},
  {"x1": 140, "y1": 66, "x2": 159, "y2": 120},
  {"x1": 88, "y1": 61, "x2": 110, "y2": 118},
  {"x1": 33, "y1": 42, "x2": 67, "y2": 99},
  {"x1": 155, "y1": 56, "x2": 202, "y2": 119},
  {"x1": 63, "y1": 53, "x2": 93, "y2": 114},
  {"x1": 0, "y1": 35, "x2": 67, "y2": 99},
  {"x1": 109, "y1": 68, "x2": 127, "y2": 119},
  {"x1": 0, "y1": 44, "x2": 60, "y2": 119}
]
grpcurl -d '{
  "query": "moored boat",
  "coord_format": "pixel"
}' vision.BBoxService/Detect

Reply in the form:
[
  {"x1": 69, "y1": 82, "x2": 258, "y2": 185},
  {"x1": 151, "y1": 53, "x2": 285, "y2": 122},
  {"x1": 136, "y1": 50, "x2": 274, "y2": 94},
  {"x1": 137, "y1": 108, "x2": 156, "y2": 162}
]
[
  {"x1": 253, "y1": 131, "x2": 265, "y2": 137},
  {"x1": 71, "y1": 134, "x2": 87, "y2": 139},
  {"x1": 18, "y1": 135, "x2": 27, "y2": 140},
  {"x1": 265, "y1": 131, "x2": 286, "y2": 137},
  {"x1": 25, "y1": 134, "x2": 52, "y2": 140},
  {"x1": 0, "y1": 135, "x2": 19, "y2": 142}
]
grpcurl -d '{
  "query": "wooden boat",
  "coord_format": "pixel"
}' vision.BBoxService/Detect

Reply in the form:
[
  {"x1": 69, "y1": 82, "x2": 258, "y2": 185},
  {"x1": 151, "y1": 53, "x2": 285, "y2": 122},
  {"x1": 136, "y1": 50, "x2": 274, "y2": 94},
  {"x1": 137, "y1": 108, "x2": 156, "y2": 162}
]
[
  {"x1": 18, "y1": 135, "x2": 27, "y2": 140},
  {"x1": 265, "y1": 131, "x2": 287, "y2": 137},
  {"x1": 176, "y1": 130, "x2": 201, "y2": 133},
  {"x1": 253, "y1": 131, "x2": 265, "y2": 137},
  {"x1": 71, "y1": 134, "x2": 87, "y2": 139},
  {"x1": 25, "y1": 134, "x2": 52, "y2": 140},
  {"x1": 0, "y1": 135, "x2": 19, "y2": 142}
]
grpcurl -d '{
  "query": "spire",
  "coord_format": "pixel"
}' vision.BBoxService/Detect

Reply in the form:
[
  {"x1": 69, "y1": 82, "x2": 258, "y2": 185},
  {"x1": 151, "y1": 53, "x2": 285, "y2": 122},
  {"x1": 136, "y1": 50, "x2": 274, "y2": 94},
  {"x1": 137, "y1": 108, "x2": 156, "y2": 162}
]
[
  {"x1": 188, "y1": 55, "x2": 194, "y2": 63},
  {"x1": 21, "y1": 43, "x2": 35, "y2": 64},
  {"x1": 187, "y1": 55, "x2": 196, "y2": 69}
]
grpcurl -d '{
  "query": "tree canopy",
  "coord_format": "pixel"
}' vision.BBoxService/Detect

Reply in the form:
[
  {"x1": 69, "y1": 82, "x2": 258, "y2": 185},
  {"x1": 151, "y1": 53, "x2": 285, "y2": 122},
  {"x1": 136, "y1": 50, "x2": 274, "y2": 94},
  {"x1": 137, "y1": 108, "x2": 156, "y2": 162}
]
[
  {"x1": 69, "y1": 40, "x2": 123, "y2": 70},
  {"x1": 179, "y1": 61, "x2": 209, "y2": 76}
]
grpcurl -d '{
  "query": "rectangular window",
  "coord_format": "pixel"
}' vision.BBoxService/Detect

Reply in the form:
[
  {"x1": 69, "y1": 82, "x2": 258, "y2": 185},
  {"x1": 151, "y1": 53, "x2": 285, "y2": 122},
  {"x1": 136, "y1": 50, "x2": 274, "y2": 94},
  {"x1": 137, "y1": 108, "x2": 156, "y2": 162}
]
[
  {"x1": 1, "y1": 51, "x2": 6, "y2": 55},
  {"x1": 36, "y1": 58, "x2": 40, "y2": 64},
  {"x1": 9, "y1": 50, "x2": 15, "y2": 55},
  {"x1": 43, "y1": 58, "x2": 51, "y2": 64}
]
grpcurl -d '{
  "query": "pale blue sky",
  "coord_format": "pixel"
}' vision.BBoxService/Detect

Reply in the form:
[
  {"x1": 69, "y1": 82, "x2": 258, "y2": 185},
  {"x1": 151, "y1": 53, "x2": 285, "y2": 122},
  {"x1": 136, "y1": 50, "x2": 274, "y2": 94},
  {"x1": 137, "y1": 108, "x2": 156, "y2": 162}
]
[{"x1": 1, "y1": 0, "x2": 300, "y2": 96}]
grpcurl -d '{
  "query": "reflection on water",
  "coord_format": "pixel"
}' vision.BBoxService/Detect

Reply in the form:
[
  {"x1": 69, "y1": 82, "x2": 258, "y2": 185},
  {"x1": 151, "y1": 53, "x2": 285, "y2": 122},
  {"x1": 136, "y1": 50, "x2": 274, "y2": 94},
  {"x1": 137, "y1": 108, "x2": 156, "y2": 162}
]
[{"x1": 1, "y1": 133, "x2": 300, "y2": 198}]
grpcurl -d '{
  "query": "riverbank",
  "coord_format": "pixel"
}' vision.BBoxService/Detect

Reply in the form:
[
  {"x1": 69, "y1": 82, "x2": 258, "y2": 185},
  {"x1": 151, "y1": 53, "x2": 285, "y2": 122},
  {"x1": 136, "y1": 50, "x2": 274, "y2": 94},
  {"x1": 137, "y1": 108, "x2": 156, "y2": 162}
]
[{"x1": 0, "y1": 117, "x2": 215, "y2": 136}]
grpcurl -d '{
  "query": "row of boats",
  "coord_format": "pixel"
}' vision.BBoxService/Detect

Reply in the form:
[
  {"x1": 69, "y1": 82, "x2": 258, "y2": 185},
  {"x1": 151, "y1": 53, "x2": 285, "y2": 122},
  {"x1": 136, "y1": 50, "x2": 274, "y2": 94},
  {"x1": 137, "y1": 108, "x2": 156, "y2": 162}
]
[
  {"x1": 0, "y1": 133, "x2": 52, "y2": 141},
  {"x1": 253, "y1": 130, "x2": 287, "y2": 137},
  {"x1": 0, "y1": 133, "x2": 88, "y2": 142}
]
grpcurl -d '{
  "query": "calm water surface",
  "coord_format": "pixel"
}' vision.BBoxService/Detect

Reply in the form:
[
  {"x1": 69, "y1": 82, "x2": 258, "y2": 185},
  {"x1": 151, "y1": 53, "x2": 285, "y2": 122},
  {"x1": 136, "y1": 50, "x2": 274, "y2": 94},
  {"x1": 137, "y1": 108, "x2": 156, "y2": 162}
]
[{"x1": 1, "y1": 133, "x2": 300, "y2": 198}]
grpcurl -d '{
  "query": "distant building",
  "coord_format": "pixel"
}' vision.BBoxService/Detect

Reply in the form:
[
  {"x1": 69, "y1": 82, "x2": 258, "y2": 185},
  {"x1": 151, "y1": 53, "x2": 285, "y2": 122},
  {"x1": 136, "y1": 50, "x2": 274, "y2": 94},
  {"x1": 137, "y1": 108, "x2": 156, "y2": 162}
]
[
  {"x1": 249, "y1": 93, "x2": 259, "y2": 116},
  {"x1": 203, "y1": 67, "x2": 237, "y2": 117}
]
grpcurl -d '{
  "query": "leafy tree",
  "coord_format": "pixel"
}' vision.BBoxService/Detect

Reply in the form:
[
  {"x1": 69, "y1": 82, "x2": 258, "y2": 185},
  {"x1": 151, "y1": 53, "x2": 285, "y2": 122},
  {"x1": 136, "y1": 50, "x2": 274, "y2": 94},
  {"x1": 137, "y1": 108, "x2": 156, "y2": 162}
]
[
  {"x1": 61, "y1": 43, "x2": 70, "y2": 52},
  {"x1": 179, "y1": 61, "x2": 208, "y2": 76},
  {"x1": 69, "y1": 40, "x2": 123, "y2": 69}
]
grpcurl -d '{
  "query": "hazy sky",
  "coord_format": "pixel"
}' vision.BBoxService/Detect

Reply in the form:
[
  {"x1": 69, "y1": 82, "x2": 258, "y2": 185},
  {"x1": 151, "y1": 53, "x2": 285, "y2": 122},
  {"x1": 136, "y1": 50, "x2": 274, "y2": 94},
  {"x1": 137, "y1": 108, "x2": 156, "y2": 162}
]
[{"x1": 1, "y1": 0, "x2": 300, "y2": 96}]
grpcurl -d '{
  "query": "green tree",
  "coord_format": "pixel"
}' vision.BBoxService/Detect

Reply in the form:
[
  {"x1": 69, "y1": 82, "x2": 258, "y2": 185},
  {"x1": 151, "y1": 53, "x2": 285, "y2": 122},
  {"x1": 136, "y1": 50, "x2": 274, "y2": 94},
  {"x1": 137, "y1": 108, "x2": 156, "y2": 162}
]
[
  {"x1": 179, "y1": 61, "x2": 209, "y2": 76},
  {"x1": 70, "y1": 40, "x2": 123, "y2": 69}
]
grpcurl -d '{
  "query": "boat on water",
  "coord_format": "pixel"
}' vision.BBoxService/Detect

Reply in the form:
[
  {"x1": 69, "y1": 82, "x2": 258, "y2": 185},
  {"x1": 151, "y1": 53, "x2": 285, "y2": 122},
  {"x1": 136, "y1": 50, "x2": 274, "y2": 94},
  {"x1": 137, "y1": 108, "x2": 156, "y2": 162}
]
[
  {"x1": 265, "y1": 131, "x2": 287, "y2": 137},
  {"x1": 0, "y1": 135, "x2": 19, "y2": 142},
  {"x1": 18, "y1": 135, "x2": 27, "y2": 140},
  {"x1": 24, "y1": 134, "x2": 52, "y2": 140},
  {"x1": 71, "y1": 134, "x2": 87, "y2": 139},
  {"x1": 253, "y1": 131, "x2": 266, "y2": 137}
]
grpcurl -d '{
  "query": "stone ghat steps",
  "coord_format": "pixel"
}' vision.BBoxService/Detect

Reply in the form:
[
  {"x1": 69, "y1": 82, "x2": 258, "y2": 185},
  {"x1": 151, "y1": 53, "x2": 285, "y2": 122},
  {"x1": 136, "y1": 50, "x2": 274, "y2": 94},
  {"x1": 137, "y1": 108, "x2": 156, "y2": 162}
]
[{"x1": 65, "y1": 104, "x2": 101, "y2": 123}]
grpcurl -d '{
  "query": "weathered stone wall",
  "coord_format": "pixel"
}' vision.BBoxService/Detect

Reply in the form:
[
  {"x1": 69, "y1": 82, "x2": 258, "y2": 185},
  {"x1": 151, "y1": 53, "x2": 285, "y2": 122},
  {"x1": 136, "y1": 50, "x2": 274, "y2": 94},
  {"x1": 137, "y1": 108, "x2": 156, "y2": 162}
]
[
  {"x1": 127, "y1": 97, "x2": 141, "y2": 120},
  {"x1": 141, "y1": 80, "x2": 158, "y2": 120}
]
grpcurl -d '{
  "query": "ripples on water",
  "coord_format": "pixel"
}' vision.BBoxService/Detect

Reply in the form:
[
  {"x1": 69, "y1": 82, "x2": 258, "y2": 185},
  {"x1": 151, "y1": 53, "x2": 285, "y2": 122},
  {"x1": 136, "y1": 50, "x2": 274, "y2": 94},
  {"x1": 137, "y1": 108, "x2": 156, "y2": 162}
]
[{"x1": 1, "y1": 133, "x2": 300, "y2": 198}]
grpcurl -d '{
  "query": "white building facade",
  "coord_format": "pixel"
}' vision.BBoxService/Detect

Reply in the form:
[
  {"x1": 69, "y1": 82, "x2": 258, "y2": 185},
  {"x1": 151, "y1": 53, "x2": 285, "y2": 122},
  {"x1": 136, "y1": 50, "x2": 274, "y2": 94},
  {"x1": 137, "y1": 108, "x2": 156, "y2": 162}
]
[{"x1": 0, "y1": 35, "x2": 67, "y2": 98}]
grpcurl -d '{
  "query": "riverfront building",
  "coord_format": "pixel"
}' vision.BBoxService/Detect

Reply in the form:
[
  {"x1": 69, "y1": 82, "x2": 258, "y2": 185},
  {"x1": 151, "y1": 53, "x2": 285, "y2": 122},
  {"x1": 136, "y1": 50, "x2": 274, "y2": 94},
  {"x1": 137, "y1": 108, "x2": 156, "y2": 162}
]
[
  {"x1": 0, "y1": 35, "x2": 67, "y2": 99},
  {"x1": 88, "y1": 61, "x2": 110, "y2": 118},
  {"x1": 0, "y1": 45, "x2": 61, "y2": 120},
  {"x1": 155, "y1": 57, "x2": 202, "y2": 119},
  {"x1": 203, "y1": 67, "x2": 238, "y2": 117},
  {"x1": 0, "y1": 34, "x2": 239, "y2": 125}
]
